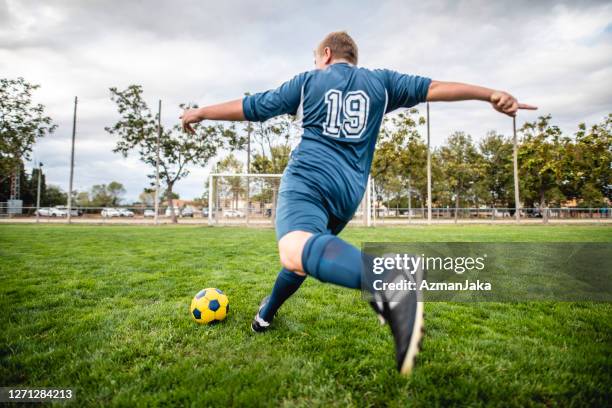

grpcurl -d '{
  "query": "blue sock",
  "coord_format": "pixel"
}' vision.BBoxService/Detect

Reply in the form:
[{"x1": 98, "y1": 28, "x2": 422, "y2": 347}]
[
  {"x1": 260, "y1": 268, "x2": 306, "y2": 322},
  {"x1": 301, "y1": 234, "x2": 363, "y2": 289}
]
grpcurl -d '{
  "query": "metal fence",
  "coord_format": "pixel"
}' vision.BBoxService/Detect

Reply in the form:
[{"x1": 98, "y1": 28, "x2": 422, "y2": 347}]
[
  {"x1": 1, "y1": 204, "x2": 610, "y2": 225},
  {"x1": 369, "y1": 207, "x2": 612, "y2": 224}
]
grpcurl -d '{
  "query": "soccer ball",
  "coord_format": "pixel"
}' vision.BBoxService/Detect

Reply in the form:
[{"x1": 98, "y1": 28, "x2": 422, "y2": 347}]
[{"x1": 190, "y1": 288, "x2": 229, "y2": 324}]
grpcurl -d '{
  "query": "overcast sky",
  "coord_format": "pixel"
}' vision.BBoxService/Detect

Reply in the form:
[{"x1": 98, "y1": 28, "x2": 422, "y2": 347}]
[{"x1": 1, "y1": 0, "x2": 611, "y2": 202}]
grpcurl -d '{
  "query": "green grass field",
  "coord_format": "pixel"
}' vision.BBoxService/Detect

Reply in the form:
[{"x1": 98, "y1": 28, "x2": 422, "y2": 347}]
[{"x1": 1, "y1": 224, "x2": 611, "y2": 407}]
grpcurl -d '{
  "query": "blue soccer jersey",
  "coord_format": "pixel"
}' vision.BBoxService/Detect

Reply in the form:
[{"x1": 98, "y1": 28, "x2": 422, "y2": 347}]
[{"x1": 243, "y1": 63, "x2": 431, "y2": 221}]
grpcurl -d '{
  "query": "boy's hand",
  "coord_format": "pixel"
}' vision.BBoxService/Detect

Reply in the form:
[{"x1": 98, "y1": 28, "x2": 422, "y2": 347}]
[
  {"x1": 490, "y1": 91, "x2": 537, "y2": 117},
  {"x1": 180, "y1": 108, "x2": 202, "y2": 134},
  {"x1": 426, "y1": 81, "x2": 537, "y2": 116},
  {"x1": 180, "y1": 99, "x2": 245, "y2": 131}
]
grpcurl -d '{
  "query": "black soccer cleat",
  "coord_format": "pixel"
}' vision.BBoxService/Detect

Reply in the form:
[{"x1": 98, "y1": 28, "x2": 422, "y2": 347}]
[
  {"x1": 251, "y1": 295, "x2": 272, "y2": 333},
  {"x1": 376, "y1": 261, "x2": 425, "y2": 375},
  {"x1": 383, "y1": 294, "x2": 424, "y2": 375}
]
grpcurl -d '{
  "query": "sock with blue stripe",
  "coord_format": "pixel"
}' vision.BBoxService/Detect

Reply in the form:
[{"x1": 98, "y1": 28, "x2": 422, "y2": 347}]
[
  {"x1": 301, "y1": 233, "x2": 363, "y2": 289},
  {"x1": 260, "y1": 268, "x2": 306, "y2": 322}
]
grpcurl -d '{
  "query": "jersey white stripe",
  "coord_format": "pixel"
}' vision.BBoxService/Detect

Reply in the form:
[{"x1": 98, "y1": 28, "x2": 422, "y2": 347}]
[{"x1": 295, "y1": 84, "x2": 305, "y2": 127}]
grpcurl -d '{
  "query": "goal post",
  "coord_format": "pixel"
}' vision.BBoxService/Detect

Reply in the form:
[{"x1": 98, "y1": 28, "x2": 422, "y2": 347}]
[
  {"x1": 353, "y1": 174, "x2": 373, "y2": 227},
  {"x1": 208, "y1": 173, "x2": 283, "y2": 226},
  {"x1": 207, "y1": 173, "x2": 374, "y2": 227}
]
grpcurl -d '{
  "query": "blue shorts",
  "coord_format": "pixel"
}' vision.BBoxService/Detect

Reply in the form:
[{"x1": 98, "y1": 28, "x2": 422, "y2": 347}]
[{"x1": 275, "y1": 190, "x2": 350, "y2": 241}]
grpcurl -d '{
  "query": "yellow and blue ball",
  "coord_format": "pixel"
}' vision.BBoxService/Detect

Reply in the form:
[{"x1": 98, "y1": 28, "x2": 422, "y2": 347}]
[{"x1": 190, "y1": 288, "x2": 229, "y2": 324}]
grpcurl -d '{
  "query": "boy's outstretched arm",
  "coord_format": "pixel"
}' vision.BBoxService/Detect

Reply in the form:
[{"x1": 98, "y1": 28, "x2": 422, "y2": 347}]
[
  {"x1": 426, "y1": 81, "x2": 537, "y2": 117},
  {"x1": 181, "y1": 72, "x2": 306, "y2": 133},
  {"x1": 181, "y1": 99, "x2": 244, "y2": 134}
]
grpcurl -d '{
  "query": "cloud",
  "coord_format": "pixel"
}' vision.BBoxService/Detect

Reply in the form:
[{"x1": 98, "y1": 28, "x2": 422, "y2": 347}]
[{"x1": 1, "y1": 0, "x2": 611, "y2": 202}]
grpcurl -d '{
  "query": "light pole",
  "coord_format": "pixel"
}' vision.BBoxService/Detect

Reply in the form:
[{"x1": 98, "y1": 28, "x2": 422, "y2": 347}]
[
  {"x1": 67, "y1": 96, "x2": 77, "y2": 224},
  {"x1": 36, "y1": 162, "x2": 43, "y2": 223},
  {"x1": 426, "y1": 102, "x2": 432, "y2": 224},
  {"x1": 512, "y1": 116, "x2": 520, "y2": 223},
  {"x1": 246, "y1": 122, "x2": 252, "y2": 225},
  {"x1": 154, "y1": 100, "x2": 161, "y2": 225}
]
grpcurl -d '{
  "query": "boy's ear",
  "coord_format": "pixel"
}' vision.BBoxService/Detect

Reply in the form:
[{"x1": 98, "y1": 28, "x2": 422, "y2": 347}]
[{"x1": 324, "y1": 47, "x2": 333, "y2": 64}]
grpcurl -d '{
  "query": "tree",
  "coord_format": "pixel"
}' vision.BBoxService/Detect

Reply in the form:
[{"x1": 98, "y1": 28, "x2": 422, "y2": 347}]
[
  {"x1": 570, "y1": 113, "x2": 612, "y2": 207},
  {"x1": 477, "y1": 131, "x2": 514, "y2": 208},
  {"x1": 0, "y1": 160, "x2": 46, "y2": 206},
  {"x1": 251, "y1": 115, "x2": 298, "y2": 167},
  {"x1": 107, "y1": 181, "x2": 126, "y2": 206},
  {"x1": 518, "y1": 115, "x2": 567, "y2": 208},
  {"x1": 0, "y1": 78, "x2": 56, "y2": 184},
  {"x1": 437, "y1": 132, "x2": 482, "y2": 220},
  {"x1": 43, "y1": 185, "x2": 67, "y2": 206},
  {"x1": 24, "y1": 166, "x2": 44, "y2": 207},
  {"x1": 250, "y1": 116, "x2": 296, "y2": 176},
  {"x1": 217, "y1": 154, "x2": 245, "y2": 210},
  {"x1": 75, "y1": 191, "x2": 90, "y2": 206},
  {"x1": 372, "y1": 109, "x2": 428, "y2": 210},
  {"x1": 161, "y1": 189, "x2": 179, "y2": 202},
  {"x1": 247, "y1": 115, "x2": 297, "y2": 211},
  {"x1": 251, "y1": 145, "x2": 292, "y2": 174},
  {"x1": 88, "y1": 182, "x2": 125, "y2": 207},
  {"x1": 106, "y1": 85, "x2": 240, "y2": 223},
  {"x1": 89, "y1": 184, "x2": 112, "y2": 207},
  {"x1": 393, "y1": 111, "x2": 428, "y2": 209},
  {"x1": 138, "y1": 188, "x2": 156, "y2": 207},
  {"x1": 372, "y1": 116, "x2": 400, "y2": 206}
]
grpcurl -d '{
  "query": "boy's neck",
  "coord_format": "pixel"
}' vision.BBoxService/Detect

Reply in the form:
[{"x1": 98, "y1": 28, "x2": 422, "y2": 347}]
[{"x1": 329, "y1": 59, "x2": 353, "y2": 66}]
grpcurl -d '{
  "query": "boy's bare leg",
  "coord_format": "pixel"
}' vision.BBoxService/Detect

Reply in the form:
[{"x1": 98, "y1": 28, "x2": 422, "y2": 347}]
[{"x1": 277, "y1": 231, "x2": 313, "y2": 275}]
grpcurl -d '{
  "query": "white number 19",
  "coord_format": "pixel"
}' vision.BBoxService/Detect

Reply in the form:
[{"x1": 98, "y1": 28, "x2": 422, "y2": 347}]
[{"x1": 323, "y1": 89, "x2": 369, "y2": 138}]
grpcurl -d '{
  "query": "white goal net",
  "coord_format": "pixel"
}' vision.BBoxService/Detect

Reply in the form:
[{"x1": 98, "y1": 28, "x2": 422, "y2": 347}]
[{"x1": 207, "y1": 173, "x2": 373, "y2": 227}]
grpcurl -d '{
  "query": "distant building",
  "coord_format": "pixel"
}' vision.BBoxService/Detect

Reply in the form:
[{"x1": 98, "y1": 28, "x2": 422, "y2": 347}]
[{"x1": 162, "y1": 199, "x2": 202, "y2": 209}]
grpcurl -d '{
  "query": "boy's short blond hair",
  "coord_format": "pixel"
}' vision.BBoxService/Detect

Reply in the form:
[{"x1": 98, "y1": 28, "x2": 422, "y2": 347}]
[{"x1": 317, "y1": 31, "x2": 358, "y2": 65}]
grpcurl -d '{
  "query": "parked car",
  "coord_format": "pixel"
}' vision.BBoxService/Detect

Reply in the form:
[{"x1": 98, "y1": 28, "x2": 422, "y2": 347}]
[
  {"x1": 165, "y1": 207, "x2": 181, "y2": 217},
  {"x1": 101, "y1": 208, "x2": 122, "y2": 218},
  {"x1": 35, "y1": 207, "x2": 52, "y2": 217},
  {"x1": 118, "y1": 208, "x2": 134, "y2": 217},
  {"x1": 224, "y1": 209, "x2": 245, "y2": 218},
  {"x1": 143, "y1": 209, "x2": 156, "y2": 218},
  {"x1": 202, "y1": 208, "x2": 209, "y2": 217},
  {"x1": 35, "y1": 207, "x2": 67, "y2": 217},
  {"x1": 54, "y1": 206, "x2": 80, "y2": 216},
  {"x1": 492, "y1": 209, "x2": 510, "y2": 218},
  {"x1": 181, "y1": 207, "x2": 194, "y2": 217}
]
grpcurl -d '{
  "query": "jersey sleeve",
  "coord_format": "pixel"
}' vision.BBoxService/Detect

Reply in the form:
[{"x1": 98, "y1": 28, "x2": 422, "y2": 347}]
[
  {"x1": 242, "y1": 72, "x2": 308, "y2": 122},
  {"x1": 378, "y1": 69, "x2": 432, "y2": 113}
]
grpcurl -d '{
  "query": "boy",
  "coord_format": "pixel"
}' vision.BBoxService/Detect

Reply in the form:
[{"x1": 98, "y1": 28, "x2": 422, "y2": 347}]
[{"x1": 181, "y1": 31, "x2": 536, "y2": 374}]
